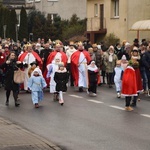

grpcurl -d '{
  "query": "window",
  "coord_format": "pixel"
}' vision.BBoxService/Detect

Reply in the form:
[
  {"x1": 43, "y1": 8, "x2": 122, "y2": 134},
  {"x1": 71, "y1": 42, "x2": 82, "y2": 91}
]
[
  {"x1": 94, "y1": 4, "x2": 98, "y2": 17},
  {"x1": 26, "y1": 0, "x2": 40, "y2": 3},
  {"x1": 111, "y1": 0, "x2": 119, "y2": 18},
  {"x1": 47, "y1": 0, "x2": 58, "y2": 2},
  {"x1": 50, "y1": 14, "x2": 57, "y2": 23}
]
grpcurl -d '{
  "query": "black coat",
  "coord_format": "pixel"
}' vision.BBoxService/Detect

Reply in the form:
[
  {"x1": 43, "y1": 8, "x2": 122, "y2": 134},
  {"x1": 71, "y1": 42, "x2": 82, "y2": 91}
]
[
  {"x1": 54, "y1": 71, "x2": 69, "y2": 92},
  {"x1": 88, "y1": 70, "x2": 98, "y2": 86},
  {"x1": 0, "y1": 60, "x2": 23, "y2": 91},
  {"x1": 142, "y1": 51, "x2": 150, "y2": 70},
  {"x1": 40, "y1": 48, "x2": 52, "y2": 72}
]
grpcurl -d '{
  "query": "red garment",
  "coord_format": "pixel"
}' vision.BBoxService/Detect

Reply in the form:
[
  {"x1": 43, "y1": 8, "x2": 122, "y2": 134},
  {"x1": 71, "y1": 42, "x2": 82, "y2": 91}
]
[
  {"x1": 46, "y1": 51, "x2": 67, "y2": 66},
  {"x1": 134, "y1": 68, "x2": 143, "y2": 92},
  {"x1": 71, "y1": 50, "x2": 91, "y2": 86},
  {"x1": 121, "y1": 66, "x2": 137, "y2": 96},
  {"x1": 0, "y1": 53, "x2": 6, "y2": 65},
  {"x1": 44, "y1": 51, "x2": 68, "y2": 86},
  {"x1": 18, "y1": 51, "x2": 42, "y2": 68},
  {"x1": 4, "y1": 50, "x2": 10, "y2": 58}
]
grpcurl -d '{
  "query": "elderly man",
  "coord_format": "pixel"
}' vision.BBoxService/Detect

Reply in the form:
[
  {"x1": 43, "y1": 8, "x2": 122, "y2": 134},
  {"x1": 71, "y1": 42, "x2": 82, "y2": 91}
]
[
  {"x1": 18, "y1": 43, "x2": 42, "y2": 92},
  {"x1": 71, "y1": 42, "x2": 91, "y2": 92},
  {"x1": 45, "y1": 42, "x2": 67, "y2": 86},
  {"x1": 46, "y1": 43, "x2": 67, "y2": 66}
]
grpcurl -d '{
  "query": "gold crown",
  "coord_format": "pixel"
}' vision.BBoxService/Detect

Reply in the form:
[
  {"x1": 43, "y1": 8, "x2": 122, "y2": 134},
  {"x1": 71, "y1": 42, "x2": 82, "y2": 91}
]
[
  {"x1": 26, "y1": 43, "x2": 32, "y2": 48},
  {"x1": 78, "y1": 41, "x2": 83, "y2": 46}
]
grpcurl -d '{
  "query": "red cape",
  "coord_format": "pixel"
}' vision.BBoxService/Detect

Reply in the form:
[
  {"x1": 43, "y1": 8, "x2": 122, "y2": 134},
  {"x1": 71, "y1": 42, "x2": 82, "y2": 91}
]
[
  {"x1": 71, "y1": 50, "x2": 91, "y2": 86},
  {"x1": 122, "y1": 67, "x2": 137, "y2": 95},
  {"x1": 134, "y1": 68, "x2": 143, "y2": 92},
  {"x1": 46, "y1": 51, "x2": 67, "y2": 66},
  {"x1": 44, "y1": 51, "x2": 68, "y2": 86},
  {"x1": 18, "y1": 51, "x2": 42, "y2": 67}
]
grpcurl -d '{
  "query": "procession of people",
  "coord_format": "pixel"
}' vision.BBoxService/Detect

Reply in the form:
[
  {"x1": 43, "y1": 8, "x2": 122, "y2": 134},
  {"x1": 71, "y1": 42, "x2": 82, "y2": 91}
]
[{"x1": 0, "y1": 37, "x2": 150, "y2": 111}]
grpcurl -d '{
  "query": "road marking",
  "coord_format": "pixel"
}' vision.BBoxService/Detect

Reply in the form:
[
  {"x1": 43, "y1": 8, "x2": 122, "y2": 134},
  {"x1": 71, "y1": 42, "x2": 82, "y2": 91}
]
[
  {"x1": 140, "y1": 114, "x2": 150, "y2": 118},
  {"x1": 109, "y1": 105, "x2": 125, "y2": 110},
  {"x1": 87, "y1": 100, "x2": 104, "y2": 104},
  {"x1": 69, "y1": 95, "x2": 83, "y2": 98}
]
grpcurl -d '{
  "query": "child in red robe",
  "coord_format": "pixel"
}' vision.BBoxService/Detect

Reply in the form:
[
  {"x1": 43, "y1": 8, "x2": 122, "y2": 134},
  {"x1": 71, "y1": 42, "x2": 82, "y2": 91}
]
[{"x1": 121, "y1": 60, "x2": 137, "y2": 111}]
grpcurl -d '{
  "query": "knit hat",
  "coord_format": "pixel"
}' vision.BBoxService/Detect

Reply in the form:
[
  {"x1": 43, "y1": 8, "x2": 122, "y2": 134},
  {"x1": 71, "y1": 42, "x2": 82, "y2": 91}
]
[{"x1": 121, "y1": 55, "x2": 127, "y2": 60}]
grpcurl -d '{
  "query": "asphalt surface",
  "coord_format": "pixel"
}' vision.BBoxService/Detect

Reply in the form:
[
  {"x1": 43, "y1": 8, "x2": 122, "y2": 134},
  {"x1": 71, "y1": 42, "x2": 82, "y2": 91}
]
[{"x1": 0, "y1": 85, "x2": 150, "y2": 150}]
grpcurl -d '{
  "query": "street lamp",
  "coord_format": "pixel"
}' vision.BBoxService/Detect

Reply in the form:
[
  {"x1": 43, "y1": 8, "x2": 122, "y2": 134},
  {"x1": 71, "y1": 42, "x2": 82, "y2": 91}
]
[
  {"x1": 16, "y1": 24, "x2": 20, "y2": 42},
  {"x1": 3, "y1": 25, "x2": 7, "y2": 39}
]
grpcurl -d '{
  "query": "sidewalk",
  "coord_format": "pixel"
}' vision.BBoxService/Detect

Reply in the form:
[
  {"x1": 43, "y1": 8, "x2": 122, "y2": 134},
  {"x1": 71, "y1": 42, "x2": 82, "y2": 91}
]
[{"x1": 0, "y1": 117, "x2": 61, "y2": 150}]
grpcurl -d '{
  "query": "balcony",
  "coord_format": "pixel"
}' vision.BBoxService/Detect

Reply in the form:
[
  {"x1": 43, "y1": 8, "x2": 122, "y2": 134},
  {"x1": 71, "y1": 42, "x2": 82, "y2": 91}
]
[
  {"x1": 87, "y1": 17, "x2": 106, "y2": 31},
  {"x1": 85, "y1": 17, "x2": 107, "y2": 43}
]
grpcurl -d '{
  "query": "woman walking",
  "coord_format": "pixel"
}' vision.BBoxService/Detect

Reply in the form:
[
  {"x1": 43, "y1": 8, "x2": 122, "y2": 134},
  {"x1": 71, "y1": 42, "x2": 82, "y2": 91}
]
[{"x1": 0, "y1": 52, "x2": 23, "y2": 107}]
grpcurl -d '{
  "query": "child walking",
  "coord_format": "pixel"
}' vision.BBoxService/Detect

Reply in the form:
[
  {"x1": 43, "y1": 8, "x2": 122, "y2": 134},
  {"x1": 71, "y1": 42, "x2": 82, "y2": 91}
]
[
  {"x1": 28, "y1": 68, "x2": 47, "y2": 108},
  {"x1": 54, "y1": 63, "x2": 69, "y2": 105},
  {"x1": 114, "y1": 60, "x2": 123, "y2": 98},
  {"x1": 121, "y1": 60, "x2": 137, "y2": 111},
  {"x1": 87, "y1": 61, "x2": 99, "y2": 96}
]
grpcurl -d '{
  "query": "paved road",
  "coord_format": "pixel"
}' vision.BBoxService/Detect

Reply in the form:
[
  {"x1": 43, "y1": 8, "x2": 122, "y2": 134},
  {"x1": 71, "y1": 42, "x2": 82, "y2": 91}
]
[{"x1": 0, "y1": 85, "x2": 150, "y2": 150}]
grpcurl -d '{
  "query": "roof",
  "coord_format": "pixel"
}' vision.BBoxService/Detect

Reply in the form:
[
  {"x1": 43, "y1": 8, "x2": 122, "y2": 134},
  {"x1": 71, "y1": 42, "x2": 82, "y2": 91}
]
[{"x1": 130, "y1": 20, "x2": 150, "y2": 31}]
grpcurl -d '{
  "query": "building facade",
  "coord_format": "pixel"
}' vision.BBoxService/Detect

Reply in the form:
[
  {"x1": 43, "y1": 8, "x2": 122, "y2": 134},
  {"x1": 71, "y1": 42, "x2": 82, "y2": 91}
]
[
  {"x1": 86, "y1": 0, "x2": 150, "y2": 44},
  {"x1": 26, "y1": 0, "x2": 87, "y2": 20}
]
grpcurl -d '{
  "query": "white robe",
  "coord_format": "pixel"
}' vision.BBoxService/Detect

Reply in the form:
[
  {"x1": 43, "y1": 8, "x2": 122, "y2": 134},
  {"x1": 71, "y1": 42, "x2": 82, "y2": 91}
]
[
  {"x1": 47, "y1": 63, "x2": 59, "y2": 93},
  {"x1": 23, "y1": 53, "x2": 37, "y2": 90},
  {"x1": 78, "y1": 52, "x2": 88, "y2": 88}
]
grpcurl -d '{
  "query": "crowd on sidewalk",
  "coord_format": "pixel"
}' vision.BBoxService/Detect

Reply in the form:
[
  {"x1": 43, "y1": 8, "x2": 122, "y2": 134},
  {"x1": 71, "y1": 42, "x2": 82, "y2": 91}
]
[{"x1": 0, "y1": 37, "x2": 150, "y2": 111}]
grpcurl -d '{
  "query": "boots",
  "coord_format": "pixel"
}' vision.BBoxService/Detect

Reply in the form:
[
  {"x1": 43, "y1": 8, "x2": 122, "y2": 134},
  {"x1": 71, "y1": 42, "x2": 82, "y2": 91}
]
[
  {"x1": 5, "y1": 100, "x2": 9, "y2": 106},
  {"x1": 15, "y1": 100, "x2": 20, "y2": 107},
  {"x1": 53, "y1": 93, "x2": 59, "y2": 101}
]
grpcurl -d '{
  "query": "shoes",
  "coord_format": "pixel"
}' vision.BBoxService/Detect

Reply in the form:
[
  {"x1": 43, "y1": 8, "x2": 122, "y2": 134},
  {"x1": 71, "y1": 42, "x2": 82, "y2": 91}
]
[
  {"x1": 137, "y1": 98, "x2": 141, "y2": 102},
  {"x1": 79, "y1": 87, "x2": 83, "y2": 92},
  {"x1": 87, "y1": 90, "x2": 89, "y2": 94},
  {"x1": 15, "y1": 103, "x2": 20, "y2": 107},
  {"x1": 109, "y1": 85, "x2": 112, "y2": 88},
  {"x1": 26, "y1": 90, "x2": 31, "y2": 93},
  {"x1": 143, "y1": 90, "x2": 148, "y2": 94},
  {"x1": 5, "y1": 101, "x2": 9, "y2": 106},
  {"x1": 130, "y1": 103, "x2": 136, "y2": 107},
  {"x1": 59, "y1": 99, "x2": 64, "y2": 106},
  {"x1": 35, "y1": 103, "x2": 39, "y2": 108},
  {"x1": 117, "y1": 92, "x2": 121, "y2": 98},
  {"x1": 125, "y1": 106, "x2": 133, "y2": 111},
  {"x1": 53, "y1": 93, "x2": 59, "y2": 101},
  {"x1": 91, "y1": 93, "x2": 97, "y2": 96},
  {"x1": 89, "y1": 92, "x2": 97, "y2": 96},
  {"x1": 148, "y1": 89, "x2": 150, "y2": 96}
]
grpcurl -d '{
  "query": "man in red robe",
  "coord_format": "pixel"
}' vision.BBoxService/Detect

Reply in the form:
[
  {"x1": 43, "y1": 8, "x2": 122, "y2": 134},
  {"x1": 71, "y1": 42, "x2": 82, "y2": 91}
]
[
  {"x1": 71, "y1": 42, "x2": 91, "y2": 92},
  {"x1": 18, "y1": 43, "x2": 42, "y2": 91},
  {"x1": 45, "y1": 43, "x2": 67, "y2": 86}
]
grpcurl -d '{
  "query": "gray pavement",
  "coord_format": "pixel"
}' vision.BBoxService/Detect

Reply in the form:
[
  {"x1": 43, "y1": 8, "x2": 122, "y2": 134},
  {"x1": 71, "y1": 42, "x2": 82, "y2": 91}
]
[{"x1": 0, "y1": 117, "x2": 61, "y2": 150}]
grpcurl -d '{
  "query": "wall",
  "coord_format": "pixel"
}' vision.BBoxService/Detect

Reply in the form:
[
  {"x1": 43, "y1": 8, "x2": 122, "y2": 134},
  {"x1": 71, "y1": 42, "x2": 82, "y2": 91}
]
[{"x1": 34, "y1": 0, "x2": 87, "y2": 20}]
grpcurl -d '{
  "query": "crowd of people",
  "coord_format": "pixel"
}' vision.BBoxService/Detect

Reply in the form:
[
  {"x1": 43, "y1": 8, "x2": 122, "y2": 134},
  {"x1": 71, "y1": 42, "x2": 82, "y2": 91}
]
[{"x1": 0, "y1": 37, "x2": 150, "y2": 111}]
